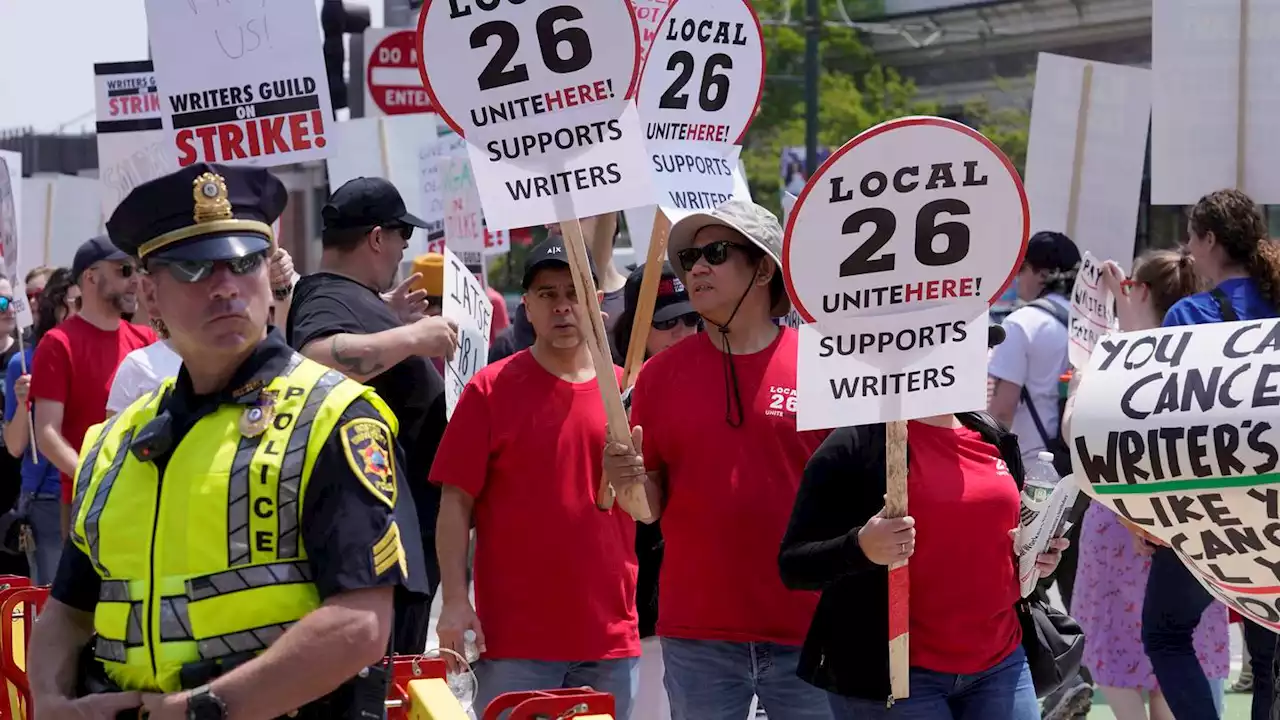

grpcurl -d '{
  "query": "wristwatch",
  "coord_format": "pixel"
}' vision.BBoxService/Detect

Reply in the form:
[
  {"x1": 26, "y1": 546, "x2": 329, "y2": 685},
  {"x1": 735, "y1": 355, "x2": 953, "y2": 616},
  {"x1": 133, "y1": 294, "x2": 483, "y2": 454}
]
[
  {"x1": 272, "y1": 280, "x2": 295, "y2": 301},
  {"x1": 187, "y1": 684, "x2": 227, "y2": 720}
]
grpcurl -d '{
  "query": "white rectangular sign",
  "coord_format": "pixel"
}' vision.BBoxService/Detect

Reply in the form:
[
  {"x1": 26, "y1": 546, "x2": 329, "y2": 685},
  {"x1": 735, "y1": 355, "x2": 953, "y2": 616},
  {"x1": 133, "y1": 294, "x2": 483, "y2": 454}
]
[
  {"x1": 796, "y1": 301, "x2": 990, "y2": 430},
  {"x1": 94, "y1": 61, "x2": 174, "y2": 220},
  {"x1": 1025, "y1": 54, "x2": 1150, "y2": 267},
  {"x1": 1151, "y1": 0, "x2": 1280, "y2": 204},
  {"x1": 442, "y1": 247, "x2": 493, "y2": 418},
  {"x1": 1070, "y1": 319, "x2": 1280, "y2": 631},
  {"x1": 441, "y1": 156, "x2": 486, "y2": 268},
  {"x1": 1068, "y1": 251, "x2": 1117, "y2": 369},
  {"x1": 145, "y1": 0, "x2": 334, "y2": 168},
  {"x1": 420, "y1": 131, "x2": 470, "y2": 241},
  {"x1": 0, "y1": 154, "x2": 30, "y2": 328},
  {"x1": 467, "y1": 103, "x2": 654, "y2": 231}
]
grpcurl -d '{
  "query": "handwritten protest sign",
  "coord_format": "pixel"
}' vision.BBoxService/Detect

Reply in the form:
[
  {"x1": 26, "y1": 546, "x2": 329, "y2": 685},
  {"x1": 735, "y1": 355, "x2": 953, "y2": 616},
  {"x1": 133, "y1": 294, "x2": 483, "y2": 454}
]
[
  {"x1": 632, "y1": 0, "x2": 671, "y2": 67},
  {"x1": 417, "y1": 0, "x2": 653, "y2": 229},
  {"x1": 784, "y1": 116, "x2": 1029, "y2": 428},
  {"x1": 145, "y1": 0, "x2": 334, "y2": 167},
  {"x1": 441, "y1": 155, "x2": 486, "y2": 272},
  {"x1": 420, "y1": 130, "x2": 470, "y2": 241},
  {"x1": 0, "y1": 157, "x2": 31, "y2": 329},
  {"x1": 1068, "y1": 251, "x2": 1117, "y2": 369},
  {"x1": 442, "y1": 247, "x2": 493, "y2": 417},
  {"x1": 94, "y1": 61, "x2": 173, "y2": 219},
  {"x1": 1071, "y1": 319, "x2": 1280, "y2": 629}
]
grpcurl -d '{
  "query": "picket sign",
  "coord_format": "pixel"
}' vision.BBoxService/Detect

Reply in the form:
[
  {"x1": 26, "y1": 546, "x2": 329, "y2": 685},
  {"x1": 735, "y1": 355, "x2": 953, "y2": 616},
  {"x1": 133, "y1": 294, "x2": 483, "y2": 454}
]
[
  {"x1": 1070, "y1": 319, "x2": 1280, "y2": 630},
  {"x1": 0, "y1": 154, "x2": 36, "y2": 459},
  {"x1": 783, "y1": 116, "x2": 1029, "y2": 701},
  {"x1": 1067, "y1": 252, "x2": 1117, "y2": 369},
  {"x1": 622, "y1": 0, "x2": 765, "y2": 392},
  {"x1": 144, "y1": 0, "x2": 334, "y2": 167},
  {"x1": 418, "y1": 0, "x2": 652, "y2": 520},
  {"x1": 94, "y1": 61, "x2": 174, "y2": 221},
  {"x1": 441, "y1": 247, "x2": 493, "y2": 416}
]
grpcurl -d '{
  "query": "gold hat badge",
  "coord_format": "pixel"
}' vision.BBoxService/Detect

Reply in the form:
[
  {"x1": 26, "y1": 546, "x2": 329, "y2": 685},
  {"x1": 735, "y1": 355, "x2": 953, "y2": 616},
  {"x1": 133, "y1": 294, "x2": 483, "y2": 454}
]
[
  {"x1": 193, "y1": 172, "x2": 233, "y2": 224},
  {"x1": 137, "y1": 170, "x2": 275, "y2": 261}
]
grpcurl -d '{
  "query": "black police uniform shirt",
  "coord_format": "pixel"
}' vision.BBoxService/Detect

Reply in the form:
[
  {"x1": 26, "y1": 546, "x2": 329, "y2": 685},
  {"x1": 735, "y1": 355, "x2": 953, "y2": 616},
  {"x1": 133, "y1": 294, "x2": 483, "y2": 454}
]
[
  {"x1": 51, "y1": 330, "x2": 429, "y2": 611},
  {"x1": 285, "y1": 274, "x2": 446, "y2": 566}
]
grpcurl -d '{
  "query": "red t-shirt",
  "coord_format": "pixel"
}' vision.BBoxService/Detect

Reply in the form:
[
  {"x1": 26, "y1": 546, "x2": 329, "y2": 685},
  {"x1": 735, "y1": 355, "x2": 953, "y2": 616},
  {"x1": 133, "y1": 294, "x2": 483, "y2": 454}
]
[
  {"x1": 906, "y1": 420, "x2": 1022, "y2": 674},
  {"x1": 29, "y1": 315, "x2": 157, "y2": 503},
  {"x1": 428, "y1": 350, "x2": 639, "y2": 661},
  {"x1": 629, "y1": 329, "x2": 826, "y2": 646}
]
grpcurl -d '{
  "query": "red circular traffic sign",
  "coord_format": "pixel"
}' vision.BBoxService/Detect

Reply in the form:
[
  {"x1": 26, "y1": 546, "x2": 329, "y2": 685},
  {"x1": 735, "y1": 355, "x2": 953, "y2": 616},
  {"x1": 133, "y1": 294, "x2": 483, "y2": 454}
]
[{"x1": 367, "y1": 30, "x2": 434, "y2": 116}]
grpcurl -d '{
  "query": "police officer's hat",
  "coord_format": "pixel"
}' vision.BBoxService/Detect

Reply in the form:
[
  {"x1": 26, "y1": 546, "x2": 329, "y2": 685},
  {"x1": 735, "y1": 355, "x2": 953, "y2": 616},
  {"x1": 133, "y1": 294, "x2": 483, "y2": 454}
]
[{"x1": 106, "y1": 163, "x2": 287, "y2": 264}]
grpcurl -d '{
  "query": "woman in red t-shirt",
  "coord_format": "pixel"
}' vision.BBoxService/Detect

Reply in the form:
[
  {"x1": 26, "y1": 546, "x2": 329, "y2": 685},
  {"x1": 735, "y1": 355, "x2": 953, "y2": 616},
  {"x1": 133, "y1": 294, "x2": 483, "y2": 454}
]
[{"x1": 780, "y1": 398, "x2": 1066, "y2": 718}]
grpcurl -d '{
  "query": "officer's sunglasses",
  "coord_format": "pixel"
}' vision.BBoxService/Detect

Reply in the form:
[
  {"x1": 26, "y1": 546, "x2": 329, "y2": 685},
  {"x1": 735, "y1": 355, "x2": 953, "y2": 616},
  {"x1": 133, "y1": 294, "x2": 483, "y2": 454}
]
[
  {"x1": 653, "y1": 313, "x2": 701, "y2": 332},
  {"x1": 675, "y1": 240, "x2": 754, "y2": 273},
  {"x1": 145, "y1": 251, "x2": 266, "y2": 284}
]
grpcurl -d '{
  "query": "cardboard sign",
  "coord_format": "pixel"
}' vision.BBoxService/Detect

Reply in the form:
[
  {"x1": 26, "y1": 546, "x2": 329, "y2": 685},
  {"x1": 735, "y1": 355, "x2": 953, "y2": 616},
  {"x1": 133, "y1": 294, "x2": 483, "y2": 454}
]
[
  {"x1": 145, "y1": 0, "x2": 334, "y2": 167},
  {"x1": 417, "y1": 0, "x2": 653, "y2": 229},
  {"x1": 1152, "y1": 0, "x2": 1280, "y2": 204},
  {"x1": 1025, "y1": 54, "x2": 1150, "y2": 268},
  {"x1": 94, "y1": 61, "x2": 174, "y2": 220},
  {"x1": 365, "y1": 29, "x2": 433, "y2": 117},
  {"x1": 442, "y1": 246, "x2": 493, "y2": 417},
  {"x1": 636, "y1": 0, "x2": 764, "y2": 147},
  {"x1": 1068, "y1": 251, "x2": 1117, "y2": 369},
  {"x1": 419, "y1": 130, "x2": 470, "y2": 240},
  {"x1": 796, "y1": 301, "x2": 989, "y2": 429},
  {"x1": 1070, "y1": 319, "x2": 1280, "y2": 630},
  {"x1": 0, "y1": 156, "x2": 32, "y2": 329},
  {"x1": 632, "y1": 0, "x2": 671, "y2": 67},
  {"x1": 441, "y1": 155, "x2": 485, "y2": 268},
  {"x1": 783, "y1": 117, "x2": 1029, "y2": 324}
]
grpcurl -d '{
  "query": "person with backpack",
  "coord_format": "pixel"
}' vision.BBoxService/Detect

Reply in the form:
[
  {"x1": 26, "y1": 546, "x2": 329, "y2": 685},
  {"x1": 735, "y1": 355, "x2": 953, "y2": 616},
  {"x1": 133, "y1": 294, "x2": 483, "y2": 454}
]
[{"x1": 986, "y1": 231, "x2": 1089, "y2": 720}]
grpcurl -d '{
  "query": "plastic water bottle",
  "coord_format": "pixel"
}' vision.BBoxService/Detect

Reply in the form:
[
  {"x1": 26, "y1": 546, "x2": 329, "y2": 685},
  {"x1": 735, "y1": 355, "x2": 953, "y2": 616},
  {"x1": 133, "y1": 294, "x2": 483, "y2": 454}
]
[
  {"x1": 462, "y1": 629, "x2": 481, "y2": 665},
  {"x1": 1016, "y1": 452, "x2": 1067, "y2": 596}
]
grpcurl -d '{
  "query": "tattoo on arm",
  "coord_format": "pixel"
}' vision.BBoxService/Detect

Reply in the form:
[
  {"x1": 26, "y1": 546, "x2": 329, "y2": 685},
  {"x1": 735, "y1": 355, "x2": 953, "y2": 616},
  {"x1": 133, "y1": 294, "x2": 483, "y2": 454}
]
[{"x1": 330, "y1": 335, "x2": 386, "y2": 378}]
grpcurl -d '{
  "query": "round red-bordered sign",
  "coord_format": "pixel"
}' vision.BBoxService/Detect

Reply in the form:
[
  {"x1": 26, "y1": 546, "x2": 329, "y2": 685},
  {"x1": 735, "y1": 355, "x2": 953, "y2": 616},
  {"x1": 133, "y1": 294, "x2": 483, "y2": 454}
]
[
  {"x1": 367, "y1": 30, "x2": 434, "y2": 116},
  {"x1": 782, "y1": 116, "x2": 1029, "y2": 323},
  {"x1": 415, "y1": 0, "x2": 642, "y2": 140},
  {"x1": 635, "y1": 0, "x2": 766, "y2": 145}
]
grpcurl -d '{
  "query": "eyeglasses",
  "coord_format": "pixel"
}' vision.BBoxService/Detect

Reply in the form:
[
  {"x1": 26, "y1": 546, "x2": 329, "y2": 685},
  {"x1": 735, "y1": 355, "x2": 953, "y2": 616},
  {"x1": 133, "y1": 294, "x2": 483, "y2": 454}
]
[
  {"x1": 652, "y1": 313, "x2": 701, "y2": 331},
  {"x1": 675, "y1": 240, "x2": 753, "y2": 273},
  {"x1": 1120, "y1": 279, "x2": 1147, "y2": 296},
  {"x1": 382, "y1": 224, "x2": 413, "y2": 241},
  {"x1": 146, "y1": 252, "x2": 266, "y2": 284},
  {"x1": 26, "y1": 293, "x2": 39, "y2": 307},
  {"x1": 0, "y1": 296, "x2": 13, "y2": 313}
]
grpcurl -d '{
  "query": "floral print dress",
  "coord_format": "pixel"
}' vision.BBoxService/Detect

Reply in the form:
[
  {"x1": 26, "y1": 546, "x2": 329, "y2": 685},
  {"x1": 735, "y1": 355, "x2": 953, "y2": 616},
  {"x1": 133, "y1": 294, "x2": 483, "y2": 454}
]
[{"x1": 1073, "y1": 502, "x2": 1230, "y2": 689}]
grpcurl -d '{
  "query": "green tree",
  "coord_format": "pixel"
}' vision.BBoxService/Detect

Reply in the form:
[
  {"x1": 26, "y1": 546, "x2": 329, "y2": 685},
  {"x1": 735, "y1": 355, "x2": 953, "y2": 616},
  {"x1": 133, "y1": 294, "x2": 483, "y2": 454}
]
[
  {"x1": 742, "y1": 0, "x2": 937, "y2": 214},
  {"x1": 961, "y1": 77, "x2": 1032, "y2": 174}
]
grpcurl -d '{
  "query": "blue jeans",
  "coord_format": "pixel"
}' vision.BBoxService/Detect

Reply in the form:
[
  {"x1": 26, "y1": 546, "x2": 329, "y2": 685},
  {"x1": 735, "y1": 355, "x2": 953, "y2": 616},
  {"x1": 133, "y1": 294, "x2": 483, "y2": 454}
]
[
  {"x1": 19, "y1": 493, "x2": 61, "y2": 586},
  {"x1": 660, "y1": 638, "x2": 833, "y2": 720},
  {"x1": 826, "y1": 646, "x2": 1038, "y2": 720},
  {"x1": 473, "y1": 657, "x2": 639, "y2": 720}
]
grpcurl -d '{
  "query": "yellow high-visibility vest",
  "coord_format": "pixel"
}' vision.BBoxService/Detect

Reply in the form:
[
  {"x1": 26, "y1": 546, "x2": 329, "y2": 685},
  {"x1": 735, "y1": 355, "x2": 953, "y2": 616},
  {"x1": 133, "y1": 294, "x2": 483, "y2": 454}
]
[{"x1": 69, "y1": 354, "x2": 397, "y2": 692}]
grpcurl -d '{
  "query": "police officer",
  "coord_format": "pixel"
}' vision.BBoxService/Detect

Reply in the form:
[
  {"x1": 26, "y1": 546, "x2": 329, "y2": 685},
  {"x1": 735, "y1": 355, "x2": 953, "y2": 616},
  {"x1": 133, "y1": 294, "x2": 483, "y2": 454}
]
[{"x1": 28, "y1": 163, "x2": 429, "y2": 720}]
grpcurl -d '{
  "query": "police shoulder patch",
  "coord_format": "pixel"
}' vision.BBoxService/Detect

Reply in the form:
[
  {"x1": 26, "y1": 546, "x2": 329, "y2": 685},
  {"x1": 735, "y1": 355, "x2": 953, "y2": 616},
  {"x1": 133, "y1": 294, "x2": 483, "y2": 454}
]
[{"x1": 340, "y1": 418, "x2": 397, "y2": 509}]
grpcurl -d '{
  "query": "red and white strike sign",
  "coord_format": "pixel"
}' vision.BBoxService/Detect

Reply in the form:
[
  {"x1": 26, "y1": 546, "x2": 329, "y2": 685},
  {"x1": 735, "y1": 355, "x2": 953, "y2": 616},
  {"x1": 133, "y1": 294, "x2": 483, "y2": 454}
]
[{"x1": 365, "y1": 29, "x2": 434, "y2": 117}]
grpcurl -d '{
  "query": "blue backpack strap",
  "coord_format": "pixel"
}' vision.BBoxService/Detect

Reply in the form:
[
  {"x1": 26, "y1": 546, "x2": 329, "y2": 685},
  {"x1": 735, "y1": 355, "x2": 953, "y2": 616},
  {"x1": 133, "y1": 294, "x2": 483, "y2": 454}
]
[{"x1": 1026, "y1": 298, "x2": 1069, "y2": 328}]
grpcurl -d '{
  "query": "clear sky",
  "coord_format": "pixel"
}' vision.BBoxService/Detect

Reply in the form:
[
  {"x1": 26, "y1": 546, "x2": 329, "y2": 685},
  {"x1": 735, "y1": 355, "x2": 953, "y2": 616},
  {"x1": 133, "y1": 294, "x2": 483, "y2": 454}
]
[{"x1": 0, "y1": 0, "x2": 384, "y2": 134}]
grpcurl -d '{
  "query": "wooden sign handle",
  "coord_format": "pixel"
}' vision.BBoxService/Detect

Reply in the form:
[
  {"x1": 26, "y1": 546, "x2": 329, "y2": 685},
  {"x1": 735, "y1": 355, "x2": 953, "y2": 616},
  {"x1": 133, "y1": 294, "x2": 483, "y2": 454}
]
[
  {"x1": 1065, "y1": 63, "x2": 1094, "y2": 241},
  {"x1": 1237, "y1": 0, "x2": 1250, "y2": 190},
  {"x1": 622, "y1": 211, "x2": 673, "y2": 390},
  {"x1": 885, "y1": 419, "x2": 910, "y2": 703},
  {"x1": 561, "y1": 218, "x2": 654, "y2": 523}
]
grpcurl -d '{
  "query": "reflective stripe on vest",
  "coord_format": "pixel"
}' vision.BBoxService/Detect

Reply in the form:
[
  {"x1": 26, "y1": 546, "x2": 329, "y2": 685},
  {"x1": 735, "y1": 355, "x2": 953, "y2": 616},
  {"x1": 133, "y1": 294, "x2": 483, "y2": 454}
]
[{"x1": 70, "y1": 354, "x2": 398, "y2": 692}]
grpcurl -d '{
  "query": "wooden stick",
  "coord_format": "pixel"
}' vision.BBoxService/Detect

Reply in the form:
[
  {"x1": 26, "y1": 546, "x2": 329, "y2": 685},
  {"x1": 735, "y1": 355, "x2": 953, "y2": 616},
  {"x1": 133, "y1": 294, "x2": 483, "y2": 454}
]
[
  {"x1": 885, "y1": 419, "x2": 910, "y2": 703},
  {"x1": 15, "y1": 332, "x2": 35, "y2": 462},
  {"x1": 42, "y1": 182, "x2": 54, "y2": 266},
  {"x1": 1065, "y1": 63, "x2": 1094, "y2": 240},
  {"x1": 378, "y1": 117, "x2": 392, "y2": 179},
  {"x1": 561, "y1": 218, "x2": 654, "y2": 522},
  {"x1": 622, "y1": 211, "x2": 673, "y2": 389},
  {"x1": 1237, "y1": 0, "x2": 1250, "y2": 191}
]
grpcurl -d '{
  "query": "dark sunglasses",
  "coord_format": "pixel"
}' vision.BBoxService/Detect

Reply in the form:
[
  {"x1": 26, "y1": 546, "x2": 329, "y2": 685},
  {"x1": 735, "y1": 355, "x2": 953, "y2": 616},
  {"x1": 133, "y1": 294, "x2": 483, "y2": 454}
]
[
  {"x1": 675, "y1": 240, "x2": 753, "y2": 273},
  {"x1": 147, "y1": 252, "x2": 266, "y2": 284},
  {"x1": 652, "y1": 313, "x2": 701, "y2": 331},
  {"x1": 382, "y1": 224, "x2": 413, "y2": 241}
]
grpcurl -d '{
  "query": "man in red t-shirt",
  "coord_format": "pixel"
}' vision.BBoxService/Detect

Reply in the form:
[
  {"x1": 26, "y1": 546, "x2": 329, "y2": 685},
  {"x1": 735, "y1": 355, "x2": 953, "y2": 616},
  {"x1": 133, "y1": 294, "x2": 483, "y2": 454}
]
[
  {"x1": 430, "y1": 238, "x2": 640, "y2": 717},
  {"x1": 31, "y1": 236, "x2": 156, "y2": 534},
  {"x1": 604, "y1": 200, "x2": 831, "y2": 720}
]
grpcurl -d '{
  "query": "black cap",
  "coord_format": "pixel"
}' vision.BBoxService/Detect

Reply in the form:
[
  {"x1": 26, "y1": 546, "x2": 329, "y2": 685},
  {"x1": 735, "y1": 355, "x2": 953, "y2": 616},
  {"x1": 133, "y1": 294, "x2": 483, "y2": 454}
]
[
  {"x1": 71, "y1": 236, "x2": 129, "y2": 282},
  {"x1": 106, "y1": 163, "x2": 286, "y2": 263},
  {"x1": 522, "y1": 237, "x2": 598, "y2": 290},
  {"x1": 322, "y1": 177, "x2": 429, "y2": 232},
  {"x1": 1024, "y1": 231, "x2": 1081, "y2": 273},
  {"x1": 624, "y1": 263, "x2": 694, "y2": 323}
]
